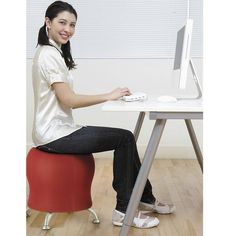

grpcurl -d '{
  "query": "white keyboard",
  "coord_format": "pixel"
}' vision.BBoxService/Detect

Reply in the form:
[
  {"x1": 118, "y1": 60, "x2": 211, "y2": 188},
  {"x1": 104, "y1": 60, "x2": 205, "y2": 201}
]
[{"x1": 122, "y1": 92, "x2": 148, "y2": 102}]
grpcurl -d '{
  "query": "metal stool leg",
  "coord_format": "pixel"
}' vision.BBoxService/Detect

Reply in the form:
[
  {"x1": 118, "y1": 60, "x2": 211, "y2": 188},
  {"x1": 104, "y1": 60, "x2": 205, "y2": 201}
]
[
  {"x1": 42, "y1": 212, "x2": 53, "y2": 230},
  {"x1": 88, "y1": 208, "x2": 100, "y2": 224},
  {"x1": 26, "y1": 207, "x2": 31, "y2": 218}
]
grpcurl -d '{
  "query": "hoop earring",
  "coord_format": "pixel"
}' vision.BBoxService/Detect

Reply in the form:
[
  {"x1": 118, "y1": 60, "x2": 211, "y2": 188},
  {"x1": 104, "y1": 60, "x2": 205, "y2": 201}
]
[{"x1": 45, "y1": 26, "x2": 49, "y2": 37}]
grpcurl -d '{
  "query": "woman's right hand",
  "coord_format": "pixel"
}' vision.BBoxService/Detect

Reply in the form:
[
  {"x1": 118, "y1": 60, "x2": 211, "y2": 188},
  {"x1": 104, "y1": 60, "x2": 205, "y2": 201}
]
[
  {"x1": 52, "y1": 83, "x2": 132, "y2": 109},
  {"x1": 106, "y1": 87, "x2": 131, "y2": 100}
]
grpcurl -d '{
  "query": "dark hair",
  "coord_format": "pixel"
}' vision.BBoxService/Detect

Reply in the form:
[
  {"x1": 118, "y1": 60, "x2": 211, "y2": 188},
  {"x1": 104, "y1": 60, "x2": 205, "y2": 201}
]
[{"x1": 37, "y1": 1, "x2": 77, "y2": 70}]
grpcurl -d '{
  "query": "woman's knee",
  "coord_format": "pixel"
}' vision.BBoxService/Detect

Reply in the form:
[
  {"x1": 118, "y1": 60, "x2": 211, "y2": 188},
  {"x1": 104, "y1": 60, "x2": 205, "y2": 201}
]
[{"x1": 120, "y1": 129, "x2": 135, "y2": 143}]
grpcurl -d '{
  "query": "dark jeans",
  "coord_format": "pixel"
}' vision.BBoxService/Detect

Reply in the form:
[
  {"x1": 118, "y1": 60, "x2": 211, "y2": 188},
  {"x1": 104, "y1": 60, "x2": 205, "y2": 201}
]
[{"x1": 37, "y1": 126, "x2": 156, "y2": 213}]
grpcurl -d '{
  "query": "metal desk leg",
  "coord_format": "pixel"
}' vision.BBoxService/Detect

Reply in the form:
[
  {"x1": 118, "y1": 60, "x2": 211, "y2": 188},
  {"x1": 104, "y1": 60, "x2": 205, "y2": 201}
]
[
  {"x1": 133, "y1": 112, "x2": 145, "y2": 142},
  {"x1": 119, "y1": 119, "x2": 167, "y2": 236},
  {"x1": 185, "y1": 119, "x2": 203, "y2": 172}
]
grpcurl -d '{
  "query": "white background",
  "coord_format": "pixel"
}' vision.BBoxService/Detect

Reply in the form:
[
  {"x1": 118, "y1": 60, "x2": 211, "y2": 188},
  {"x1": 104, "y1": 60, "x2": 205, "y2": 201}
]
[
  {"x1": 27, "y1": 0, "x2": 203, "y2": 58},
  {"x1": 1, "y1": 0, "x2": 236, "y2": 235}
]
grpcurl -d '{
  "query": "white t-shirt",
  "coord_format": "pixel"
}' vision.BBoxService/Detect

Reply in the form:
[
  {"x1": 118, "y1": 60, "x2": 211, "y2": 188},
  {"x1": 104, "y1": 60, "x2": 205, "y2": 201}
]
[{"x1": 32, "y1": 39, "x2": 81, "y2": 146}]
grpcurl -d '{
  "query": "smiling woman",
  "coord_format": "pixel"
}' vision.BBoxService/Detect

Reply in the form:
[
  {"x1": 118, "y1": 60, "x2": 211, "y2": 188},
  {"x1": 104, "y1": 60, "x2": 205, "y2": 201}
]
[
  {"x1": 45, "y1": 11, "x2": 76, "y2": 46},
  {"x1": 37, "y1": 0, "x2": 77, "y2": 69},
  {"x1": 30, "y1": 0, "x2": 175, "y2": 229}
]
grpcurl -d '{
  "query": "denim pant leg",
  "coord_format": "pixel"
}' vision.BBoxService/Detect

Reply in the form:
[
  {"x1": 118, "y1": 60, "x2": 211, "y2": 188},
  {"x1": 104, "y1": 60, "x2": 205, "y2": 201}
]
[
  {"x1": 111, "y1": 128, "x2": 156, "y2": 212},
  {"x1": 37, "y1": 126, "x2": 156, "y2": 213}
]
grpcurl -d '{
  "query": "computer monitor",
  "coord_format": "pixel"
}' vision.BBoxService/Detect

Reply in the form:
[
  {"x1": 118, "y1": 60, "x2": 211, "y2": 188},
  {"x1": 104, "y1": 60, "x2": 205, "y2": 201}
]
[
  {"x1": 157, "y1": 18, "x2": 202, "y2": 102},
  {"x1": 173, "y1": 19, "x2": 193, "y2": 89}
]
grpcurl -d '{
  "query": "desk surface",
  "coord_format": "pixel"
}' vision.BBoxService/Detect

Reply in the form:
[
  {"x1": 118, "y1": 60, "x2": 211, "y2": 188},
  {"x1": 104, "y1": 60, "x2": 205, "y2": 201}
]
[{"x1": 102, "y1": 95, "x2": 203, "y2": 112}]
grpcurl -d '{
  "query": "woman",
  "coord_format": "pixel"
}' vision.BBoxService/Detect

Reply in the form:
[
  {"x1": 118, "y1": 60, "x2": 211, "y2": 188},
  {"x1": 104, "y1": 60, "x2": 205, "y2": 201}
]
[{"x1": 32, "y1": 1, "x2": 175, "y2": 228}]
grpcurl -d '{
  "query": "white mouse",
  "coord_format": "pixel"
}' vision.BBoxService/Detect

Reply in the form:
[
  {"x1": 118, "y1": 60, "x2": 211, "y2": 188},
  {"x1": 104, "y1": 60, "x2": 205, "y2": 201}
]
[{"x1": 157, "y1": 95, "x2": 178, "y2": 103}]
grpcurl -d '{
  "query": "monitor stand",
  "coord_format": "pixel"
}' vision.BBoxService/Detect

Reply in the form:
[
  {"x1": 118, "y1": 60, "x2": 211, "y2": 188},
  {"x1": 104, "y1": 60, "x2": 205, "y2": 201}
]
[{"x1": 179, "y1": 59, "x2": 203, "y2": 100}]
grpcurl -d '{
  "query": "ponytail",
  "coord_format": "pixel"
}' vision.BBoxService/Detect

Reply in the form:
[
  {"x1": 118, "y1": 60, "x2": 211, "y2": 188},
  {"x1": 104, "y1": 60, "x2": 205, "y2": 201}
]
[{"x1": 37, "y1": 1, "x2": 77, "y2": 70}]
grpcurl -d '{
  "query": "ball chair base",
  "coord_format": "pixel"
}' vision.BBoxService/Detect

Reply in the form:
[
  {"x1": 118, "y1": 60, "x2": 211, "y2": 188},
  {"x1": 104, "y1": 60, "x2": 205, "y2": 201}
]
[{"x1": 41, "y1": 208, "x2": 100, "y2": 230}]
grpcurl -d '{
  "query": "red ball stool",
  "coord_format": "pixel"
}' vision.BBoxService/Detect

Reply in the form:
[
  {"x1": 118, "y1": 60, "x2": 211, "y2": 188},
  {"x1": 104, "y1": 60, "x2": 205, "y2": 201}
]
[{"x1": 26, "y1": 148, "x2": 99, "y2": 229}]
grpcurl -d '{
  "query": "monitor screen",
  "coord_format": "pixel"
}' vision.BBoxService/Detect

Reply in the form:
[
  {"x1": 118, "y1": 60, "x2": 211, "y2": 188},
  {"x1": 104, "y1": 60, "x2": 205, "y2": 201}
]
[{"x1": 173, "y1": 19, "x2": 193, "y2": 89}]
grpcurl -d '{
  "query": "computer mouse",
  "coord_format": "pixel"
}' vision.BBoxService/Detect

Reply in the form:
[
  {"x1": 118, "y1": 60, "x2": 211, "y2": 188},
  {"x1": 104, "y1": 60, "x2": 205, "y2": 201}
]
[{"x1": 157, "y1": 95, "x2": 178, "y2": 103}]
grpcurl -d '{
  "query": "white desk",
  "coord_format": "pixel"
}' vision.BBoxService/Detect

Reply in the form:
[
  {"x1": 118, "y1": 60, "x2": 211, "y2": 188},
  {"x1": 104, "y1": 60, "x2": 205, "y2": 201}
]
[{"x1": 102, "y1": 95, "x2": 203, "y2": 236}]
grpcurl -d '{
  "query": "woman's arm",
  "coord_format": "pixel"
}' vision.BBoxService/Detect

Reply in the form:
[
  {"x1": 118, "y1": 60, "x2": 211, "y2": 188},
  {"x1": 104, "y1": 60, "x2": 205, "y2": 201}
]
[{"x1": 52, "y1": 82, "x2": 131, "y2": 109}]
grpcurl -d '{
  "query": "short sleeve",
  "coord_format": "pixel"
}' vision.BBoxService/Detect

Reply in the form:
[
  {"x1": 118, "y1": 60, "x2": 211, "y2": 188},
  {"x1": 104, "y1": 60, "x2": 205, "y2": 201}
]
[{"x1": 39, "y1": 48, "x2": 69, "y2": 86}]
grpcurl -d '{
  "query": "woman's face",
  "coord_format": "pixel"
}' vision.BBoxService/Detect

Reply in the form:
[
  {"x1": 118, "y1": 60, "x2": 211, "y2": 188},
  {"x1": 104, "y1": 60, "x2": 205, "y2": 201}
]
[{"x1": 45, "y1": 11, "x2": 77, "y2": 46}]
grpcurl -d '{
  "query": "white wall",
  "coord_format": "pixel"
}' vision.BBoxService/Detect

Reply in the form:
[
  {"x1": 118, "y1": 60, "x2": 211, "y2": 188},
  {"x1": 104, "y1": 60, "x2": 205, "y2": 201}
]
[
  {"x1": 27, "y1": 0, "x2": 203, "y2": 58},
  {"x1": 27, "y1": 58, "x2": 203, "y2": 159}
]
